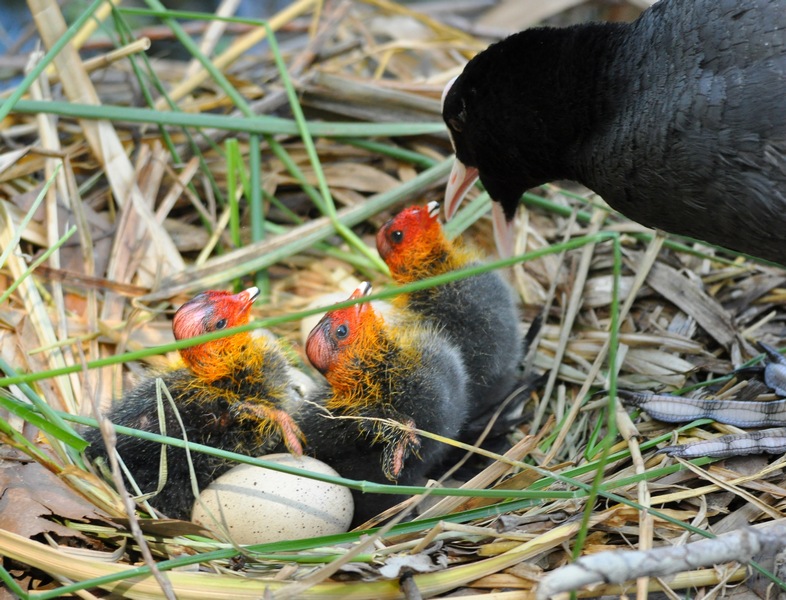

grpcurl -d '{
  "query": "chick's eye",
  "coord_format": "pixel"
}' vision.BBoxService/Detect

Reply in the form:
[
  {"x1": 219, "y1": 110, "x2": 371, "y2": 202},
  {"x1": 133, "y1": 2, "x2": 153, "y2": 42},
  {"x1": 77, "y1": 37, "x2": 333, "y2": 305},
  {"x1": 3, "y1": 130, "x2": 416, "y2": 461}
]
[
  {"x1": 390, "y1": 229, "x2": 404, "y2": 244},
  {"x1": 448, "y1": 117, "x2": 463, "y2": 133},
  {"x1": 335, "y1": 323, "x2": 349, "y2": 340},
  {"x1": 215, "y1": 318, "x2": 228, "y2": 330}
]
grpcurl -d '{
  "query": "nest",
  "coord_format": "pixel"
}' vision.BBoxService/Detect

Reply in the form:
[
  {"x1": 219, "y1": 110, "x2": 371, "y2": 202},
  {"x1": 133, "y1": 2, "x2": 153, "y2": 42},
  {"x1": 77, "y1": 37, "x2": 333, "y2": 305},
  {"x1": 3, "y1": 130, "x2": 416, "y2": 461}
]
[{"x1": 1, "y1": 1, "x2": 785, "y2": 598}]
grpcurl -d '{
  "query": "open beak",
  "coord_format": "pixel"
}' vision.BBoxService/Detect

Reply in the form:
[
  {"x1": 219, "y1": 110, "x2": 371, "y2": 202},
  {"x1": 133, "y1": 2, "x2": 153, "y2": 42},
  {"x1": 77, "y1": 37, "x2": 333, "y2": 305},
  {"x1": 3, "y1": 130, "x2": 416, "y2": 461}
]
[{"x1": 444, "y1": 158, "x2": 479, "y2": 220}]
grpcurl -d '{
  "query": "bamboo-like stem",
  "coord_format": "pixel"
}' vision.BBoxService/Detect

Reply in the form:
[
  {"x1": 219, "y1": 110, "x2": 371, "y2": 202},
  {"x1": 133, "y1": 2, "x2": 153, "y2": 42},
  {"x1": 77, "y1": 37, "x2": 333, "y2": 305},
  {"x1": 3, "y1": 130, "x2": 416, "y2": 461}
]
[{"x1": 153, "y1": 0, "x2": 319, "y2": 109}]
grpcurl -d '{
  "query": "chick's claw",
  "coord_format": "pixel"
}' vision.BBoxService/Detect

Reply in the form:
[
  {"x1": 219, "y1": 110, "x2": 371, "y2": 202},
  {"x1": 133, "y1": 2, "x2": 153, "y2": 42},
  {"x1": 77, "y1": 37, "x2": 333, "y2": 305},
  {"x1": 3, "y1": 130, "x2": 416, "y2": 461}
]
[
  {"x1": 237, "y1": 402, "x2": 304, "y2": 456},
  {"x1": 354, "y1": 413, "x2": 421, "y2": 480},
  {"x1": 271, "y1": 409, "x2": 305, "y2": 456},
  {"x1": 380, "y1": 419, "x2": 421, "y2": 481}
]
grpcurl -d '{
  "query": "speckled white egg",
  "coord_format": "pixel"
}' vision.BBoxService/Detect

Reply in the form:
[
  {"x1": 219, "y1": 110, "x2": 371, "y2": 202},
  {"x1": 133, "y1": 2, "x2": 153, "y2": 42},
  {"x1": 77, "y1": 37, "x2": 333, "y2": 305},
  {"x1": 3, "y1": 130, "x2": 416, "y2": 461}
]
[{"x1": 191, "y1": 454, "x2": 353, "y2": 544}]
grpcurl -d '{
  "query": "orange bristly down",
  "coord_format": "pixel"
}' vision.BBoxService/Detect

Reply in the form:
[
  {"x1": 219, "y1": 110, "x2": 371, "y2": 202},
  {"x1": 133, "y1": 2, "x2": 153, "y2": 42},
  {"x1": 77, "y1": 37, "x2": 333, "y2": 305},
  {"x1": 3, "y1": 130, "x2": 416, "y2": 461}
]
[
  {"x1": 376, "y1": 201, "x2": 477, "y2": 286},
  {"x1": 306, "y1": 283, "x2": 421, "y2": 413},
  {"x1": 171, "y1": 287, "x2": 304, "y2": 455}
]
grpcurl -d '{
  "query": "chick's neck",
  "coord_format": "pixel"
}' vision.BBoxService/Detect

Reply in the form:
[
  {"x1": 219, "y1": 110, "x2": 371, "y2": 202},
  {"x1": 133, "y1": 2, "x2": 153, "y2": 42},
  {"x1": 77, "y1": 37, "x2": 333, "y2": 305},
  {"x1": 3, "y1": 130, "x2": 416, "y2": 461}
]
[
  {"x1": 324, "y1": 311, "x2": 418, "y2": 411},
  {"x1": 180, "y1": 332, "x2": 259, "y2": 383},
  {"x1": 391, "y1": 231, "x2": 477, "y2": 284}
]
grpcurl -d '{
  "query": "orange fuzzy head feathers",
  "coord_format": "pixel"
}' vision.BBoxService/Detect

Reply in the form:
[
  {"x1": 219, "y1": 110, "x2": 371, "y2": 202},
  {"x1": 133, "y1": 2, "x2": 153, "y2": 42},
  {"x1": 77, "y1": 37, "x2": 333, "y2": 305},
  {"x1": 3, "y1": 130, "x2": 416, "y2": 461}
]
[
  {"x1": 172, "y1": 286, "x2": 259, "y2": 378},
  {"x1": 305, "y1": 282, "x2": 375, "y2": 376},
  {"x1": 376, "y1": 202, "x2": 447, "y2": 279}
]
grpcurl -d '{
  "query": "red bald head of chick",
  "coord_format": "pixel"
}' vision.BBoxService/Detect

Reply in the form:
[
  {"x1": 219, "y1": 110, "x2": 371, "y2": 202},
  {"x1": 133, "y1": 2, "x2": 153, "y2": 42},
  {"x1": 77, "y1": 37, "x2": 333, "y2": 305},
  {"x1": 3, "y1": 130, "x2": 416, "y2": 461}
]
[
  {"x1": 172, "y1": 286, "x2": 259, "y2": 382},
  {"x1": 305, "y1": 282, "x2": 392, "y2": 408},
  {"x1": 306, "y1": 283, "x2": 372, "y2": 375},
  {"x1": 376, "y1": 201, "x2": 475, "y2": 283}
]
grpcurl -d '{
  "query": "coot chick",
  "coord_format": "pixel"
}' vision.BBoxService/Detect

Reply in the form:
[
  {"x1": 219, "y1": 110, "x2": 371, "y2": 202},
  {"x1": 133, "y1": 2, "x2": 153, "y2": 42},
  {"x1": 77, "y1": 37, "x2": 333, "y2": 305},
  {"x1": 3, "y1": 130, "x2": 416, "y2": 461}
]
[
  {"x1": 84, "y1": 287, "x2": 304, "y2": 520},
  {"x1": 302, "y1": 282, "x2": 469, "y2": 525},
  {"x1": 376, "y1": 202, "x2": 524, "y2": 448}
]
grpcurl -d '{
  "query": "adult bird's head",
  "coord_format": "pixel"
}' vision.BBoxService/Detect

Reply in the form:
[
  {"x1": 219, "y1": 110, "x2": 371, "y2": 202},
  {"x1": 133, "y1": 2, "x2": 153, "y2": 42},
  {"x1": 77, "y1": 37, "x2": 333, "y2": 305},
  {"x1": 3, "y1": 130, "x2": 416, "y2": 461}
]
[
  {"x1": 441, "y1": 30, "x2": 580, "y2": 255},
  {"x1": 376, "y1": 201, "x2": 450, "y2": 280},
  {"x1": 306, "y1": 282, "x2": 376, "y2": 376},
  {"x1": 172, "y1": 286, "x2": 259, "y2": 379}
]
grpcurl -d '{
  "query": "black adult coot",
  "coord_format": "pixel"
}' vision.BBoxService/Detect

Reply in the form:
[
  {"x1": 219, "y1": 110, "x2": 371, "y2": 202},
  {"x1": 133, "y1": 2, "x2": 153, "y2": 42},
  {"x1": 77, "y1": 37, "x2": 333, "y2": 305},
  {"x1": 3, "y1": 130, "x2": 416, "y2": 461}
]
[{"x1": 441, "y1": 0, "x2": 786, "y2": 262}]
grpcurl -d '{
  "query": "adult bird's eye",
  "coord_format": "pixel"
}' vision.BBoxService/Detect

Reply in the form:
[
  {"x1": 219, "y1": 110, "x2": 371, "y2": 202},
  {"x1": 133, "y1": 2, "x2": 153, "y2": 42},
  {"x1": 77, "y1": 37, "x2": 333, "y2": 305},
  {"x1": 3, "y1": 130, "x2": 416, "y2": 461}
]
[
  {"x1": 390, "y1": 229, "x2": 404, "y2": 244},
  {"x1": 448, "y1": 117, "x2": 463, "y2": 133},
  {"x1": 215, "y1": 318, "x2": 228, "y2": 330},
  {"x1": 335, "y1": 323, "x2": 349, "y2": 340}
]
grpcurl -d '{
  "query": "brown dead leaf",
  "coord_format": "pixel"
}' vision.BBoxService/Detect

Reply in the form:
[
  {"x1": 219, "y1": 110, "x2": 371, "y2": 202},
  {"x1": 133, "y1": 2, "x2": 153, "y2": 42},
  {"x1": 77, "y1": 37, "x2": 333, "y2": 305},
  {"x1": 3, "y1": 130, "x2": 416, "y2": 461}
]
[
  {"x1": 0, "y1": 460, "x2": 111, "y2": 539},
  {"x1": 646, "y1": 261, "x2": 738, "y2": 349}
]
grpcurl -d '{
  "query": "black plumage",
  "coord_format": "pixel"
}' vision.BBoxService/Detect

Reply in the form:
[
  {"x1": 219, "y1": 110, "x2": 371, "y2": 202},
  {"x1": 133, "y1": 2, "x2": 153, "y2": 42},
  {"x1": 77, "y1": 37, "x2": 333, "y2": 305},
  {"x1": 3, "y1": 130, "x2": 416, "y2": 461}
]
[
  {"x1": 376, "y1": 202, "x2": 525, "y2": 447},
  {"x1": 442, "y1": 0, "x2": 786, "y2": 263},
  {"x1": 301, "y1": 282, "x2": 469, "y2": 526},
  {"x1": 83, "y1": 288, "x2": 304, "y2": 520}
]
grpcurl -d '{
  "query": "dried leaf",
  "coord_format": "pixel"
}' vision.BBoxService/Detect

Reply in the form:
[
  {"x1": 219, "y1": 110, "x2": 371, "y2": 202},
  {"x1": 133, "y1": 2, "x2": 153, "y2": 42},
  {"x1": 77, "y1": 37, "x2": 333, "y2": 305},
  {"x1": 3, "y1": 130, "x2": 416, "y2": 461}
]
[{"x1": 0, "y1": 461, "x2": 110, "y2": 539}]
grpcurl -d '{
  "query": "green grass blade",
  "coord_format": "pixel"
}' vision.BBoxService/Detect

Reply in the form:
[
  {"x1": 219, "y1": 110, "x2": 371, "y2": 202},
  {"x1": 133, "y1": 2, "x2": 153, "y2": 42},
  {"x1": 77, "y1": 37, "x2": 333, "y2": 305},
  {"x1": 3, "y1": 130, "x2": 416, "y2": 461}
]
[
  {"x1": 263, "y1": 23, "x2": 388, "y2": 272},
  {"x1": 11, "y1": 99, "x2": 445, "y2": 137},
  {"x1": 0, "y1": 165, "x2": 58, "y2": 271},
  {"x1": 0, "y1": 388, "x2": 86, "y2": 451},
  {"x1": 0, "y1": 0, "x2": 106, "y2": 121}
]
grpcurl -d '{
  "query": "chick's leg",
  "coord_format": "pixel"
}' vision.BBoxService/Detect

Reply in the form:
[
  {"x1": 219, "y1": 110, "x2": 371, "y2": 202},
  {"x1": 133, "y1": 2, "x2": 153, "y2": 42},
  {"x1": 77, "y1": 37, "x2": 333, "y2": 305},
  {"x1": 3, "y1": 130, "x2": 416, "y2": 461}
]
[
  {"x1": 358, "y1": 409, "x2": 421, "y2": 481},
  {"x1": 236, "y1": 401, "x2": 304, "y2": 456},
  {"x1": 384, "y1": 418, "x2": 421, "y2": 481}
]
